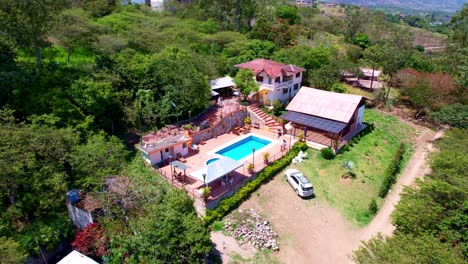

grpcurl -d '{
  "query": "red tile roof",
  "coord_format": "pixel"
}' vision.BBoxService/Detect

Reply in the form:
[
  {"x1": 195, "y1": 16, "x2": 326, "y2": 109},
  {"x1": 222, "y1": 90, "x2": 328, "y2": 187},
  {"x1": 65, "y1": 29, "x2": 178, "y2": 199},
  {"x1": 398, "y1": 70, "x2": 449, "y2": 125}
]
[{"x1": 235, "y1": 58, "x2": 305, "y2": 78}]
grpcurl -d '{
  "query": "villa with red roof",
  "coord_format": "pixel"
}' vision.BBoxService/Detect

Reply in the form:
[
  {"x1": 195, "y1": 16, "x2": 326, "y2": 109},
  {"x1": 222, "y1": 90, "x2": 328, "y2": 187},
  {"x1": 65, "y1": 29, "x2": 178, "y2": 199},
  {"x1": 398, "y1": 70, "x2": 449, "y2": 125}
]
[{"x1": 235, "y1": 59, "x2": 305, "y2": 104}]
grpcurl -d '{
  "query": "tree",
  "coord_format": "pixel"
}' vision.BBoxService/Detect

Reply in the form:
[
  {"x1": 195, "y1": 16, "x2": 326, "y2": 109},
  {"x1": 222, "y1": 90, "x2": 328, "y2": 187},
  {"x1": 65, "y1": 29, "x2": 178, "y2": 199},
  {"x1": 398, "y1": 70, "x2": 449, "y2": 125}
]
[
  {"x1": 82, "y1": 0, "x2": 117, "y2": 18},
  {"x1": 353, "y1": 33, "x2": 371, "y2": 49},
  {"x1": 0, "y1": 237, "x2": 27, "y2": 264},
  {"x1": 234, "y1": 69, "x2": 258, "y2": 101},
  {"x1": 354, "y1": 233, "x2": 465, "y2": 264},
  {"x1": 69, "y1": 132, "x2": 129, "y2": 189},
  {"x1": 429, "y1": 104, "x2": 468, "y2": 128},
  {"x1": 53, "y1": 9, "x2": 100, "y2": 62},
  {"x1": 275, "y1": 5, "x2": 300, "y2": 25},
  {"x1": 0, "y1": 0, "x2": 69, "y2": 68},
  {"x1": 71, "y1": 223, "x2": 108, "y2": 258},
  {"x1": 309, "y1": 64, "x2": 341, "y2": 90}
]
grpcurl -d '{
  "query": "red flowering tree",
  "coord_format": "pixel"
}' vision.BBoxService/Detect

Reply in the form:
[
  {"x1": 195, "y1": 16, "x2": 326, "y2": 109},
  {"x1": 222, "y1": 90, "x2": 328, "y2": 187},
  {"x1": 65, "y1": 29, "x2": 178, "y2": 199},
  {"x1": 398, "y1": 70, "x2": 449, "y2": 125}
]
[{"x1": 71, "y1": 223, "x2": 108, "y2": 258}]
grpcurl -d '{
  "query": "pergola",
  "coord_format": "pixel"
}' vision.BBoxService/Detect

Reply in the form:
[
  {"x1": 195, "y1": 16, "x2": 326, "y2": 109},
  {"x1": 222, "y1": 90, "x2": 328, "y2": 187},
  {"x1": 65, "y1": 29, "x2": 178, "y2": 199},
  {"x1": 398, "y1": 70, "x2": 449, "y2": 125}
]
[{"x1": 170, "y1": 160, "x2": 190, "y2": 185}]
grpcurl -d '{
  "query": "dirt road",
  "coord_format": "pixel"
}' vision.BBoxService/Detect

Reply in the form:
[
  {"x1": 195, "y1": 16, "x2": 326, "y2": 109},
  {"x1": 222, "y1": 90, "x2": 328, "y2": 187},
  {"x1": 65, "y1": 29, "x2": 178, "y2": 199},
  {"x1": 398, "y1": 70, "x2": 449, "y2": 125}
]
[{"x1": 211, "y1": 123, "x2": 442, "y2": 263}]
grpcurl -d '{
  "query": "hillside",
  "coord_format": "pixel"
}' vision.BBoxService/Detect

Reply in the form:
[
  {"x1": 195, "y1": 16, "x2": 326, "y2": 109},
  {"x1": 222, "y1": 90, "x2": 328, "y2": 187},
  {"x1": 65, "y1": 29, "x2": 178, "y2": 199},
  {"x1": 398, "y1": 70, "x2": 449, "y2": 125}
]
[{"x1": 325, "y1": 0, "x2": 466, "y2": 13}]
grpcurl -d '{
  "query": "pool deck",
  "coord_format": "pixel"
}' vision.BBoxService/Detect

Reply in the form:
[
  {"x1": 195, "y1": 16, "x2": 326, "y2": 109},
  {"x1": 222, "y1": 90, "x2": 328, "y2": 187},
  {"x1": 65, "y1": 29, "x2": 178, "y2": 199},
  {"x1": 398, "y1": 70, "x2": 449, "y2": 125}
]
[{"x1": 155, "y1": 128, "x2": 296, "y2": 206}]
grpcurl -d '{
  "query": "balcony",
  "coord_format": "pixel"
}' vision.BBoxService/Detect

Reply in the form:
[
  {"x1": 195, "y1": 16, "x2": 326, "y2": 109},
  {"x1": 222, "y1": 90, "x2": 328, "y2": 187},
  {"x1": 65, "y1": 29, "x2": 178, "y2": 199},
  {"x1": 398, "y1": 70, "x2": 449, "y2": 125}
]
[{"x1": 257, "y1": 80, "x2": 294, "y2": 90}]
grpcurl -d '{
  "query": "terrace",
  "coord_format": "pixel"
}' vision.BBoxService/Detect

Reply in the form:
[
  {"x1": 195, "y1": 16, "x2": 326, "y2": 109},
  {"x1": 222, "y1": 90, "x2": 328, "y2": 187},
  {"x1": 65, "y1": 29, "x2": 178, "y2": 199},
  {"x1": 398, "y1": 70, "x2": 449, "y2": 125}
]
[{"x1": 153, "y1": 129, "x2": 292, "y2": 209}]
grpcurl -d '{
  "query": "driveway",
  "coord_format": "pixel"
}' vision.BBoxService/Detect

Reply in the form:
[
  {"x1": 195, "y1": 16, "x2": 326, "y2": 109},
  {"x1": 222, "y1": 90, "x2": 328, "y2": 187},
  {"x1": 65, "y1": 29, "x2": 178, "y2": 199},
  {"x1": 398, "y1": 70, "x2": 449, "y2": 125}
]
[{"x1": 211, "y1": 123, "x2": 440, "y2": 263}]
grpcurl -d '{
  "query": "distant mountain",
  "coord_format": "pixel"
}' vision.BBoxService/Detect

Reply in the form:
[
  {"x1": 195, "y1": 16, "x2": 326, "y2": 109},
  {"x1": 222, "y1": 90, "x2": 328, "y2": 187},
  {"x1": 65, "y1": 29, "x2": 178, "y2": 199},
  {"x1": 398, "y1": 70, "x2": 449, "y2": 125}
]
[{"x1": 324, "y1": 0, "x2": 467, "y2": 13}]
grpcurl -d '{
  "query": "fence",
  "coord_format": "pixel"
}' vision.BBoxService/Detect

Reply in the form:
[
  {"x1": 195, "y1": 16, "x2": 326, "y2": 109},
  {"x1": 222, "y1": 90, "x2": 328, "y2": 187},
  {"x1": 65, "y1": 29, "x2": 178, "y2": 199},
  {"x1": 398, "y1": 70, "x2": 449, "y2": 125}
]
[{"x1": 153, "y1": 147, "x2": 289, "y2": 208}]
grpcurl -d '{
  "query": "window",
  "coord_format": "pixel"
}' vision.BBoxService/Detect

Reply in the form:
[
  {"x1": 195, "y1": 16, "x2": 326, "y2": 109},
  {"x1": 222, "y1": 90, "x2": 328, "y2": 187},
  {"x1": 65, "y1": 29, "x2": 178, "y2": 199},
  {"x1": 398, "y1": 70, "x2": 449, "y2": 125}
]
[
  {"x1": 183, "y1": 143, "x2": 187, "y2": 149},
  {"x1": 294, "y1": 84, "x2": 299, "y2": 90},
  {"x1": 256, "y1": 76, "x2": 263, "y2": 82},
  {"x1": 296, "y1": 72, "x2": 301, "y2": 78},
  {"x1": 268, "y1": 77, "x2": 272, "y2": 84},
  {"x1": 283, "y1": 88, "x2": 288, "y2": 94},
  {"x1": 275, "y1": 77, "x2": 281, "y2": 83},
  {"x1": 165, "y1": 148, "x2": 169, "y2": 152}
]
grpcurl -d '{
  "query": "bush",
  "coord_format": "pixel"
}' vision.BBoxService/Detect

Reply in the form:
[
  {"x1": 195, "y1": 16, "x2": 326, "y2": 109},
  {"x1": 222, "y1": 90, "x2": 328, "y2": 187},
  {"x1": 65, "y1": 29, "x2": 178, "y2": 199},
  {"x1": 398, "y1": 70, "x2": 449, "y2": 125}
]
[
  {"x1": 331, "y1": 83, "x2": 347, "y2": 93},
  {"x1": 273, "y1": 99, "x2": 283, "y2": 116},
  {"x1": 369, "y1": 199, "x2": 378, "y2": 215},
  {"x1": 263, "y1": 152, "x2": 270, "y2": 163},
  {"x1": 321, "y1": 147, "x2": 336, "y2": 160},
  {"x1": 379, "y1": 143, "x2": 406, "y2": 198},
  {"x1": 244, "y1": 117, "x2": 251, "y2": 124},
  {"x1": 339, "y1": 123, "x2": 375, "y2": 154},
  {"x1": 204, "y1": 142, "x2": 308, "y2": 224},
  {"x1": 428, "y1": 103, "x2": 468, "y2": 128}
]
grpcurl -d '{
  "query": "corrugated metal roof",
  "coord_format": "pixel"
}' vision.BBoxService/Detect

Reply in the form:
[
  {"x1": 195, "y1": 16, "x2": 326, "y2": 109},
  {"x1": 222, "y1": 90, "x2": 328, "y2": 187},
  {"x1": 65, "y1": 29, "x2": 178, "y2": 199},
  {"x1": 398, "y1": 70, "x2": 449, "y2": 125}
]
[
  {"x1": 190, "y1": 157, "x2": 243, "y2": 184},
  {"x1": 286, "y1": 87, "x2": 363, "y2": 123}
]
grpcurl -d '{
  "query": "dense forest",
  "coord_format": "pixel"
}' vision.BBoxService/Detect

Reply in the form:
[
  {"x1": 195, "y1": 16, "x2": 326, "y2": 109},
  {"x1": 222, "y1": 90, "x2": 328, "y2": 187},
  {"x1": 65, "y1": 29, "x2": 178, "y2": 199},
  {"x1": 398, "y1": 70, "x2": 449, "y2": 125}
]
[{"x1": 0, "y1": 0, "x2": 466, "y2": 262}]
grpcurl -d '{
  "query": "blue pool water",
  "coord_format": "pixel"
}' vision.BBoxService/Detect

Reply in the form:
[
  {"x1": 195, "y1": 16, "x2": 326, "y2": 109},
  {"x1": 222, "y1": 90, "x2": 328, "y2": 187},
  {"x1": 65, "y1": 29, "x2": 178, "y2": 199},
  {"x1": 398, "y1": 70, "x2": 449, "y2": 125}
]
[
  {"x1": 206, "y1": 158, "x2": 220, "y2": 165},
  {"x1": 216, "y1": 136, "x2": 271, "y2": 161}
]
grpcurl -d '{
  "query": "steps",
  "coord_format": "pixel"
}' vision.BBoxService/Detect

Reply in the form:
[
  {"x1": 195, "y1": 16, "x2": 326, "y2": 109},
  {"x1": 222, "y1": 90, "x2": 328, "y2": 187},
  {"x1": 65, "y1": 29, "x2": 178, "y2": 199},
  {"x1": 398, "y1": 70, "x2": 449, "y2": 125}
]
[{"x1": 247, "y1": 105, "x2": 284, "y2": 132}]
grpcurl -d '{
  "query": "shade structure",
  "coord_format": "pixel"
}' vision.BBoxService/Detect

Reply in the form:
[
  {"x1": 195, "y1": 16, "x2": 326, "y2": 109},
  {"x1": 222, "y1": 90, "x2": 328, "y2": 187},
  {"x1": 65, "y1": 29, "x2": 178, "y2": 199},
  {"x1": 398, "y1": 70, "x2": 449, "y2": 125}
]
[
  {"x1": 280, "y1": 111, "x2": 347, "y2": 134},
  {"x1": 190, "y1": 157, "x2": 243, "y2": 184},
  {"x1": 58, "y1": 250, "x2": 98, "y2": 264},
  {"x1": 170, "y1": 160, "x2": 190, "y2": 171}
]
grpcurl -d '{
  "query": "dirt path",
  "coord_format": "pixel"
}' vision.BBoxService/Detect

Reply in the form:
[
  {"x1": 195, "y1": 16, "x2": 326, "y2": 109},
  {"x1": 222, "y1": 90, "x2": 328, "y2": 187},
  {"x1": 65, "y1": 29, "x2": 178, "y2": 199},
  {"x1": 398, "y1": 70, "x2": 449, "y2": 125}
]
[
  {"x1": 359, "y1": 126, "x2": 442, "y2": 241},
  {"x1": 211, "y1": 123, "x2": 443, "y2": 264}
]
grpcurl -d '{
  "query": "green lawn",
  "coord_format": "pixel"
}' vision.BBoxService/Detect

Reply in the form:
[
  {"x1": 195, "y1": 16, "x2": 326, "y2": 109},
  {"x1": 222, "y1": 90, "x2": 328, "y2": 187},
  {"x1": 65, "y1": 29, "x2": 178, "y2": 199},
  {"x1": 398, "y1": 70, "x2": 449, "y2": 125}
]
[{"x1": 291, "y1": 109, "x2": 415, "y2": 226}]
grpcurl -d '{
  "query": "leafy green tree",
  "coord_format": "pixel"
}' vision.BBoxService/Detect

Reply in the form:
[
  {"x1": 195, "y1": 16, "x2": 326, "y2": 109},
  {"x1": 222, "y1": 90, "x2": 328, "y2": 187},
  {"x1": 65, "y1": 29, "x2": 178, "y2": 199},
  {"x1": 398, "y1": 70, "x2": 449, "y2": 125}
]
[
  {"x1": 429, "y1": 103, "x2": 468, "y2": 128},
  {"x1": 82, "y1": 0, "x2": 117, "y2": 18},
  {"x1": 234, "y1": 69, "x2": 258, "y2": 100},
  {"x1": 0, "y1": 0, "x2": 69, "y2": 68},
  {"x1": 309, "y1": 64, "x2": 341, "y2": 91},
  {"x1": 69, "y1": 132, "x2": 129, "y2": 189},
  {"x1": 276, "y1": 5, "x2": 300, "y2": 25},
  {"x1": 0, "y1": 236, "x2": 27, "y2": 264},
  {"x1": 354, "y1": 233, "x2": 465, "y2": 264},
  {"x1": 353, "y1": 33, "x2": 371, "y2": 49},
  {"x1": 53, "y1": 9, "x2": 100, "y2": 62}
]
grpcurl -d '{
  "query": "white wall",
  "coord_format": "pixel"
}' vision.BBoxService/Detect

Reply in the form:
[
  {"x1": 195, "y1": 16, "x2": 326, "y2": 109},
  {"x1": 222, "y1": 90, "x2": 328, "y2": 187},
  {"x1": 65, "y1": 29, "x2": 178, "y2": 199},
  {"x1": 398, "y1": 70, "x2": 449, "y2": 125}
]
[{"x1": 357, "y1": 105, "x2": 365, "y2": 126}]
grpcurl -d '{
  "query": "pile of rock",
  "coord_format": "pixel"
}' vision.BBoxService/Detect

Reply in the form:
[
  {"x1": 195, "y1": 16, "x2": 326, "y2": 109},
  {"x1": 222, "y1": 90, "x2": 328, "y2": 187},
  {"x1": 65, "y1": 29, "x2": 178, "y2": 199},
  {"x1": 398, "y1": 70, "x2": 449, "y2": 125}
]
[{"x1": 224, "y1": 209, "x2": 279, "y2": 251}]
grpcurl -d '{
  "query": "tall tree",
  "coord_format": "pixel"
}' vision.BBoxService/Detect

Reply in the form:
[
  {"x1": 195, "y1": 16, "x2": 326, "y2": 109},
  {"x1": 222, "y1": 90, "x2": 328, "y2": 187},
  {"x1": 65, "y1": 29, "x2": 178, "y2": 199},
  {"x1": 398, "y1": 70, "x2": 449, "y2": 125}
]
[
  {"x1": 234, "y1": 69, "x2": 258, "y2": 101},
  {"x1": 0, "y1": 0, "x2": 69, "y2": 68}
]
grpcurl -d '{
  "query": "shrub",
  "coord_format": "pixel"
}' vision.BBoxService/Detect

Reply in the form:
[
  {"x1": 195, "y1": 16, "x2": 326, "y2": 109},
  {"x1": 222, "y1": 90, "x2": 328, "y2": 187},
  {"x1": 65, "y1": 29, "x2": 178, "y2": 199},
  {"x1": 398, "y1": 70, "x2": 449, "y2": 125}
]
[
  {"x1": 71, "y1": 223, "x2": 108, "y2": 258},
  {"x1": 244, "y1": 117, "x2": 251, "y2": 124},
  {"x1": 321, "y1": 147, "x2": 336, "y2": 160},
  {"x1": 331, "y1": 83, "x2": 347, "y2": 93},
  {"x1": 379, "y1": 143, "x2": 406, "y2": 198},
  {"x1": 273, "y1": 99, "x2": 283, "y2": 116},
  {"x1": 263, "y1": 152, "x2": 270, "y2": 163},
  {"x1": 247, "y1": 163, "x2": 255, "y2": 173},
  {"x1": 204, "y1": 142, "x2": 308, "y2": 224},
  {"x1": 428, "y1": 103, "x2": 468, "y2": 128},
  {"x1": 339, "y1": 122, "x2": 375, "y2": 154},
  {"x1": 201, "y1": 186, "x2": 211, "y2": 198},
  {"x1": 369, "y1": 199, "x2": 378, "y2": 215}
]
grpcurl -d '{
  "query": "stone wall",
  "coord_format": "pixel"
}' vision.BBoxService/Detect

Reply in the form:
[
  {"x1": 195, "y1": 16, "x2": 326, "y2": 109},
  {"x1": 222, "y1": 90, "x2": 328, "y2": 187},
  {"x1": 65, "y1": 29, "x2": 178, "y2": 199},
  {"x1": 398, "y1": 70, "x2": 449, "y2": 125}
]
[
  {"x1": 191, "y1": 109, "x2": 248, "y2": 144},
  {"x1": 247, "y1": 108, "x2": 266, "y2": 129}
]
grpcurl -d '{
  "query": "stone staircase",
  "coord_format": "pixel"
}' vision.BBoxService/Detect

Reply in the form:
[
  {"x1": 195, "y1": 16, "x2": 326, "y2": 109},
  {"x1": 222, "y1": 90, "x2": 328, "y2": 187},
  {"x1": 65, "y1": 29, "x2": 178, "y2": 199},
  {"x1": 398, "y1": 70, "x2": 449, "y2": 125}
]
[
  {"x1": 192, "y1": 107, "x2": 222, "y2": 128},
  {"x1": 248, "y1": 104, "x2": 284, "y2": 132}
]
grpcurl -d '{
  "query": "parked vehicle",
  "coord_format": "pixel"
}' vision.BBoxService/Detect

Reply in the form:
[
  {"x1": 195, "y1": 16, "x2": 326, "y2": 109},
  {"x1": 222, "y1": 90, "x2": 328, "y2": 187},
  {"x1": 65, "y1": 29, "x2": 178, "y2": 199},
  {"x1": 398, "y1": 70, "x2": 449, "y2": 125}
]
[{"x1": 284, "y1": 169, "x2": 314, "y2": 197}]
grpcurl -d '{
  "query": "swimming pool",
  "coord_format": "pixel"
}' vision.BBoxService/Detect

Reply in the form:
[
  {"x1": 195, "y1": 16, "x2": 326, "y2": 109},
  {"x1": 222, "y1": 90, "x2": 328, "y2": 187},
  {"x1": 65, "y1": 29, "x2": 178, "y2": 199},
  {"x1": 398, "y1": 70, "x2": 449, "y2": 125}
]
[
  {"x1": 205, "y1": 158, "x2": 220, "y2": 165},
  {"x1": 216, "y1": 135, "x2": 272, "y2": 161}
]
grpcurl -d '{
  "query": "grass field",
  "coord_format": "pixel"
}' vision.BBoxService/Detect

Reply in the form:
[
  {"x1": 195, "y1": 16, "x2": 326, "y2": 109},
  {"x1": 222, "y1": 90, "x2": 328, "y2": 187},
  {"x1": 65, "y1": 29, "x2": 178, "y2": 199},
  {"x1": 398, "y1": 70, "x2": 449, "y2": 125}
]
[{"x1": 290, "y1": 109, "x2": 415, "y2": 226}]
